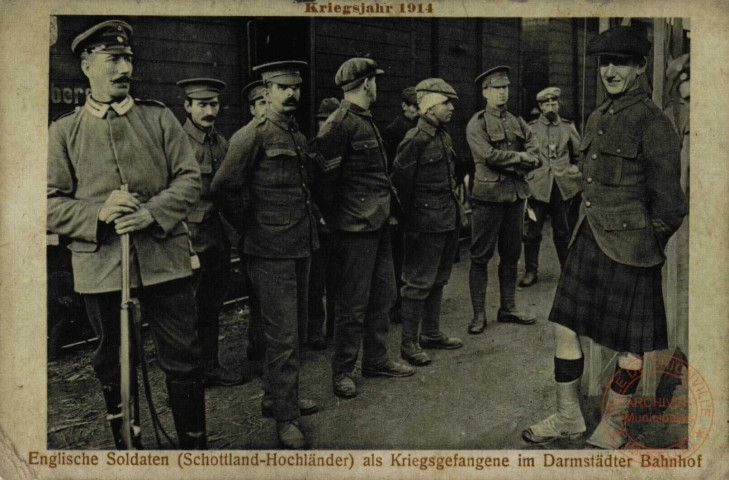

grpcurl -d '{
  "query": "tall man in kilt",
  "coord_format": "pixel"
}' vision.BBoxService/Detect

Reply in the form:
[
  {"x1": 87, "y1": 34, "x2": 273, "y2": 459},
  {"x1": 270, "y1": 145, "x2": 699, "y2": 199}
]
[
  {"x1": 466, "y1": 66, "x2": 540, "y2": 335},
  {"x1": 176, "y1": 77, "x2": 243, "y2": 387},
  {"x1": 520, "y1": 87, "x2": 583, "y2": 287},
  {"x1": 522, "y1": 27, "x2": 687, "y2": 449},
  {"x1": 314, "y1": 57, "x2": 415, "y2": 399},
  {"x1": 211, "y1": 61, "x2": 319, "y2": 449},
  {"x1": 47, "y1": 20, "x2": 207, "y2": 449},
  {"x1": 391, "y1": 78, "x2": 464, "y2": 366}
]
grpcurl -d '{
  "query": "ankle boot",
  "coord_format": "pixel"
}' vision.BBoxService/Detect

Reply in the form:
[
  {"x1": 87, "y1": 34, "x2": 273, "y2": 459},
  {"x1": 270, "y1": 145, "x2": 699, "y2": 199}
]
[
  {"x1": 498, "y1": 264, "x2": 535, "y2": 324},
  {"x1": 586, "y1": 388, "x2": 632, "y2": 449},
  {"x1": 167, "y1": 379, "x2": 207, "y2": 449},
  {"x1": 522, "y1": 378, "x2": 586, "y2": 444}
]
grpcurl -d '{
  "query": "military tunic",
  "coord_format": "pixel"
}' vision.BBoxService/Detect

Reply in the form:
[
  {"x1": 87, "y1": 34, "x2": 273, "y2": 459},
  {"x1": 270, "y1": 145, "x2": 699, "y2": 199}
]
[
  {"x1": 549, "y1": 88, "x2": 687, "y2": 353},
  {"x1": 212, "y1": 109, "x2": 317, "y2": 420}
]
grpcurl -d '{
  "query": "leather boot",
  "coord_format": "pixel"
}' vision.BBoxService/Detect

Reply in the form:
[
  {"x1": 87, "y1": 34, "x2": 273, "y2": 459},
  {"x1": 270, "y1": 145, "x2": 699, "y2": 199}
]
[
  {"x1": 400, "y1": 298, "x2": 430, "y2": 366},
  {"x1": 498, "y1": 265, "x2": 536, "y2": 324},
  {"x1": 522, "y1": 378, "x2": 586, "y2": 444},
  {"x1": 420, "y1": 286, "x2": 463, "y2": 349},
  {"x1": 586, "y1": 388, "x2": 632, "y2": 449},
  {"x1": 520, "y1": 241, "x2": 540, "y2": 286},
  {"x1": 555, "y1": 241, "x2": 570, "y2": 269},
  {"x1": 167, "y1": 379, "x2": 207, "y2": 450},
  {"x1": 468, "y1": 262, "x2": 488, "y2": 334}
]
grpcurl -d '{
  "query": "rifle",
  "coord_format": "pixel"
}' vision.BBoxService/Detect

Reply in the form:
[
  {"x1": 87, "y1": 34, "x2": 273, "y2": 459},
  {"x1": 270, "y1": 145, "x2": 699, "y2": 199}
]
[{"x1": 119, "y1": 184, "x2": 142, "y2": 449}]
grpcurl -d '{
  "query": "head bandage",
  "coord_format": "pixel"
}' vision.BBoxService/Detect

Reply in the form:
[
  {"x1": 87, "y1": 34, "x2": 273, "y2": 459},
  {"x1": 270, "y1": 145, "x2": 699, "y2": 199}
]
[{"x1": 418, "y1": 92, "x2": 449, "y2": 115}]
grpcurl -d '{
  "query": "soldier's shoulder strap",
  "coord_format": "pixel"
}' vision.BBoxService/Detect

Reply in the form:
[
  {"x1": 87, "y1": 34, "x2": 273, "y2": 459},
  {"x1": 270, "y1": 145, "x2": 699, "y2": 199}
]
[
  {"x1": 52, "y1": 106, "x2": 81, "y2": 122},
  {"x1": 134, "y1": 98, "x2": 166, "y2": 108}
]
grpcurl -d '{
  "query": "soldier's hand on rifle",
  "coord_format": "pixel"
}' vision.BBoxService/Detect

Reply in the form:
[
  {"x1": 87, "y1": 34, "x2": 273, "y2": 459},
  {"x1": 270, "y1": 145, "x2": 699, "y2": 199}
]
[
  {"x1": 99, "y1": 190, "x2": 141, "y2": 224},
  {"x1": 114, "y1": 207, "x2": 155, "y2": 234}
]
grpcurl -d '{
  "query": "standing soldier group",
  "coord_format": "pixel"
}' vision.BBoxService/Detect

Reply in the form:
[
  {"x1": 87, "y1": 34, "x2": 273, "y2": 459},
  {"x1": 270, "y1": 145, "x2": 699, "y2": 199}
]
[{"x1": 48, "y1": 21, "x2": 686, "y2": 452}]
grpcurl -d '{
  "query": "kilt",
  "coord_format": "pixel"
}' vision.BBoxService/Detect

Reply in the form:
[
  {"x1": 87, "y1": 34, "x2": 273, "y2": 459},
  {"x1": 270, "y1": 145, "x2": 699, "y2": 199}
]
[{"x1": 549, "y1": 222, "x2": 668, "y2": 354}]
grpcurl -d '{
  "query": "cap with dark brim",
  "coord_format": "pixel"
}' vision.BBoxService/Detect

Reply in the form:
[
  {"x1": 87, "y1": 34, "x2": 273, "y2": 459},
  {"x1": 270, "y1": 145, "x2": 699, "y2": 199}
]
[
  {"x1": 588, "y1": 26, "x2": 651, "y2": 57},
  {"x1": 475, "y1": 66, "x2": 510, "y2": 88},
  {"x1": 242, "y1": 80, "x2": 266, "y2": 103},
  {"x1": 536, "y1": 86, "x2": 561, "y2": 103},
  {"x1": 71, "y1": 20, "x2": 133, "y2": 56},
  {"x1": 176, "y1": 77, "x2": 227, "y2": 100},
  {"x1": 253, "y1": 60, "x2": 308, "y2": 86}
]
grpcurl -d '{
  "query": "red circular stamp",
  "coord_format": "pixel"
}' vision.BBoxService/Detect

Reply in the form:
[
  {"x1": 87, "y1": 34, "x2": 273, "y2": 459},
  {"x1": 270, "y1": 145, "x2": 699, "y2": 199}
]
[{"x1": 596, "y1": 353, "x2": 713, "y2": 466}]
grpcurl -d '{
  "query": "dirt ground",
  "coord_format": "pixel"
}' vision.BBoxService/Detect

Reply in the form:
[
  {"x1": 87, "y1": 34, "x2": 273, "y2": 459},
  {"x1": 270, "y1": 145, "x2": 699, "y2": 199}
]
[{"x1": 47, "y1": 222, "x2": 688, "y2": 450}]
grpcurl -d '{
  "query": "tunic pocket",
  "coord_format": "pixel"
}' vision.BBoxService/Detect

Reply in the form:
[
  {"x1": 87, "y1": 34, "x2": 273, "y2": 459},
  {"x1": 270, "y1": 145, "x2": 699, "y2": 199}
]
[
  {"x1": 601, "y1": 211, "x2": 646, "y2": 231},
  {"x1": 597, "y1": 140, "x2": 638, "y2": 186}
]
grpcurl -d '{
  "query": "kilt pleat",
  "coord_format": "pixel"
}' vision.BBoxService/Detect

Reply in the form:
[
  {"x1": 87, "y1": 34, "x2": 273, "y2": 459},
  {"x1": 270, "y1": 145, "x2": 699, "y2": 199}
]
[{"x1": 549, "y1": 222, "x2": 668, "y2": 354}]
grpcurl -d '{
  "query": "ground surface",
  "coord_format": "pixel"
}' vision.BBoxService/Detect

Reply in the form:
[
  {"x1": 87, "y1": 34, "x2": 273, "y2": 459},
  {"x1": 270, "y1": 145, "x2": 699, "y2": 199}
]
[{"x1": 48, "y1": 222, "x2": 688, "y2": 450}]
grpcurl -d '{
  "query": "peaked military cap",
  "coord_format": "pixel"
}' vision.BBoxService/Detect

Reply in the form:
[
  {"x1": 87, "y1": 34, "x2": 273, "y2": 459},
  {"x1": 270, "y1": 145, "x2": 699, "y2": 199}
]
[
  {"x1": 335, "y1": 58, "x2": 384, "y2": 92},
  {"x1": 71, "y1": 20, "x2": 133, "y2": 56},
  {"x1": 475, "y1": 66, "x2": 510, "y2": 88},
  {"x1": 253, "y1": 61, "x2": 307, "y2": 86},
  {"x1": 536, "y1": 86, "x2": 561, "y2": 103},
  {"x1": 316, "y1": 97, "x2": 341, "y2": 119},
  {"x1": 242, "y1": 80, "x2": 266, "y2": 104},
  {"x1": 588, "y1": 26, "x2": 651, "y2": 57},
  {"x1": 176, "y1": 77, "x2": 226, "y2": 100},
  {"x1": 415, "y1": 78, "x2": 458, "y2": 100},
  {"x1": 401, "y1": 87, "x2": 418, "y2": 105}
]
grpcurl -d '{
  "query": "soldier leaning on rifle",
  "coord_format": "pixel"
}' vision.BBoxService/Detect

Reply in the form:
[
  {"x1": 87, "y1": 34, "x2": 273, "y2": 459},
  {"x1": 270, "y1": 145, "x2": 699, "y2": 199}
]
[
  {"x1": 307, "y1": 97, "x2": 341, "y2": 349},
  {"x1": 466, "y1": 66, "x2": 540, "y2": 336},
  {"x1": 211, "y1": 61, "x2": 319, "y2": 449},
  {"x1": 381, "y1": 86, "x2": 419, "y2": 325},
  {"x1": 519, "y1": 87, "x2": 583, "y2": 287},
  {"x1": 239, "y1": 79, "x2": 268, "y2": 365},
  {"x1": 391, "y1": 78, "x2": 464, "y2": 367},
  {"x1": 47, "y1": 20, "x2": 207, "y2": 449},
  {"x1": 176, "y1": 77, "x2": 243, "y2": 388},
  {"x1": 314, "y1": 57, "x2": 415, "y2": 400},
  {"x1": 522, "y1": 27, "x2": 687, "y2": 449}
]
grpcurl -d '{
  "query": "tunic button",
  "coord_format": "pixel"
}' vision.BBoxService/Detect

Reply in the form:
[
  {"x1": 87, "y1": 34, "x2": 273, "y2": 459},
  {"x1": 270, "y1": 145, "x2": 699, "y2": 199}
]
[
  {"x1": 622, "y1": 222, "x2": 628, "y2": 228},
  {"x1": 616, "y1": 148, "x2": 621, "y2": 153},
  {"x1": 598, "y1": 130, "x2": 604, "y2": 135},
  {"x1": 609, "y1": 109, "x2": 615, "y2": 114},
  {"x1": 591, "y1": 154, "x2": 597, "y2": 159},
  {"x1": 302, "y1": 183, "x2": 306, "y2": 188},
  {"x1": 586, "y1": 177, "x2": 592, "y2": 183},
  {"x1": 360, "y1": 197, "x2": 365, "y2": 202},
  {"x1": 585, "y1": 201, "x2": 591, "y2": 207},
  {"x1": 507, "y1": 142, "x2": 512, "y2": 146}
]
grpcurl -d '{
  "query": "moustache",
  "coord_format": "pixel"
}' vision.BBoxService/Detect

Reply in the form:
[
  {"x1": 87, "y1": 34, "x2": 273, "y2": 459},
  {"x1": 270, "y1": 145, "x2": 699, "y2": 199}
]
[
  {"x1": 202, "y1": 116, "x2": 217, "y2": 122},
  {"x1": 284, "y1": 99, "x2": 299, "y2": 106},
  {"x1": 112, "y1": 76, "x2": 135, "y2": 84}
]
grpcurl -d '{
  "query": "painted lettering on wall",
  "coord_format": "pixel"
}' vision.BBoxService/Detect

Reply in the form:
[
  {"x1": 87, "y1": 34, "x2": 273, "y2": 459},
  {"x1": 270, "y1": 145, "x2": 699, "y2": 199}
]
[{"x1": 50, "y1": 83, "x2": 91, "y2": 105}]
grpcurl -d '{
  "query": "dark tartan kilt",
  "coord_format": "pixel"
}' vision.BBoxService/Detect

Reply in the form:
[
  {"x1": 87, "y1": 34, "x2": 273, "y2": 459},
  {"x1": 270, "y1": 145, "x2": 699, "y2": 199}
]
[{"x1": 548, "y1": 222, "x2": 668, "y2": 354}]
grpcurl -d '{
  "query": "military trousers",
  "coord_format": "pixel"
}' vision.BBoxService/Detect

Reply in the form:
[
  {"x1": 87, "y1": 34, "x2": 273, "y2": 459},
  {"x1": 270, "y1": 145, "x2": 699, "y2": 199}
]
[
  {"x1": 192, "y1": 246, "x2": 231, "y2": 366},
  {"x1": 247, "y1": 256, "x2": 310, "y2": 421},
  {"x1": 470, "y1": 199, "x2": 524, "y2": 266},
  {"x1": 83, "y1": 277, "x2": 203, "y2": 387},
  {"x1": 401, "y1": 229, "x2": 459, "y2": 301},
  {"x1": 308, "y1": 226, "x2": 338, "y2": 341},
  {"x1": 332, "y1": 228, "x2": 396, "y2": 374},
  {"x1": 523, "y1": 184, "x2": 572, "y2": 273}
]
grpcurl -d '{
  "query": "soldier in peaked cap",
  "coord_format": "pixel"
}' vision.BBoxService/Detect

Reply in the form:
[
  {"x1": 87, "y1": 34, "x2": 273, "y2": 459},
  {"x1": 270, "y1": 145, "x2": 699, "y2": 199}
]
[
  {"x1": 176, "y1": 78, "x2": 243, "y2": 388},
  {"x1": 242, "y1": 79, "x2": 268, "y2": 123},
  {"x1": 314, "y1": 57, "x2": 414, "y2": 400},
  {"x1": 381, "y1": 86, "x2": 420, "y2": 326},
  {"x1": 519, "y1": 86, "x2": 583, "y2": 288},
  {"x1": 523, "y1": 26, "x2": 686, "y2": 449},
  {"x1": 391, "y1": 78, "x2": 464, "y2": 367},
  {"x1": 307, "y1": 97, "x2": 341, "y2": 351},
  {"x1": 48, "y1": 20, "x2": 207, "y2": 449},
  {"x1": 211, "y1": 60, "x2": 319, "y2": 449},
  {"x1": 466, "y1": 65, "x2": 540, "y2": 336}
]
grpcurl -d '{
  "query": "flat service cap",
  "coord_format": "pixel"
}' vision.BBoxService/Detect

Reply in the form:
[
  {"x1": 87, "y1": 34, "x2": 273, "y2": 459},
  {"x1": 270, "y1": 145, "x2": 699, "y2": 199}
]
[
  {"x1": 317, "y1": 97, "x2": 341, "y2": 119},
  {"x1": 335, "y1": 58, "x2": 384, "y2": 91},
  {"x1": 588, "y1": 26, "x2": 651, "y2": 58},
  {"x1": 176, "y1": 77, "x2": 226, "y2": 100},
  {"x1": 536, "y1": 86, "x2": 561, "y2": 103},
  {"x1": 475, "y1": 66, "x2": 510, "y2": 88},
  {"x1": 253, "y1": 60, "x2": 308, "y2": 86},
  {"x1": 415, "y1": 78, "x2": 458, "y2": 100},
  {"x1": 71, "y1": 20, "x2": 133, "y2": 56},
  {"x1": 242, "y1": 80, "x2": 266, "y2": 103}
]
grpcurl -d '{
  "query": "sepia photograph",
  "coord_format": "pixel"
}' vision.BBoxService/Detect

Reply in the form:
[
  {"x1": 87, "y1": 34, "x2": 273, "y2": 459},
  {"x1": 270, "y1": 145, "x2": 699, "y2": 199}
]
[{"x1": 1, "y1": 0, "x2": 728, "y2": 479}]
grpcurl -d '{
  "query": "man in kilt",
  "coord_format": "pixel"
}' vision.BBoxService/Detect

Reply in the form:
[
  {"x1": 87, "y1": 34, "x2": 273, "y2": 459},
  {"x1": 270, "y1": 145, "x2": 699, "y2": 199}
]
[{"x1": 522, "y1": 27, "x2": 687, "y2": 449}]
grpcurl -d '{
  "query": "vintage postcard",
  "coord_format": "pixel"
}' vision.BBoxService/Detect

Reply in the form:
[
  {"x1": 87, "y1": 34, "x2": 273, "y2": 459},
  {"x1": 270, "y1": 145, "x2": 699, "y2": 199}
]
[{"x1": 0, "y1": 0, "x2": 727, "y2": 478}]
